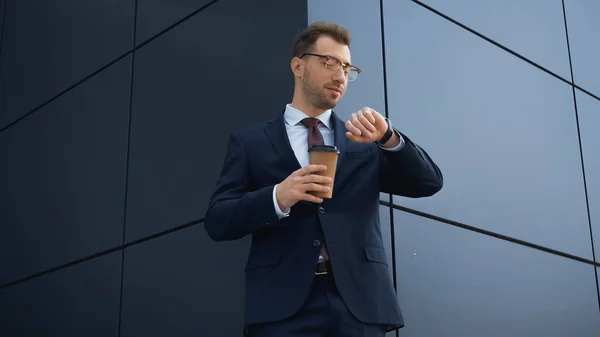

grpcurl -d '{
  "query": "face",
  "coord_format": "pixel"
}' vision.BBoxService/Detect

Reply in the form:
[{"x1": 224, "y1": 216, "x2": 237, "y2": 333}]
[{"x1": 296, "y1": 36, "x2": 352, "y2": 110}]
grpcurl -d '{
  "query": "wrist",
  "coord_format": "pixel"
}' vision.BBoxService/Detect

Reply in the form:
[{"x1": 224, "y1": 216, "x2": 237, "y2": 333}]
[
  {"x1": 275, "y1": 187, "x2": 290, "y2": 210},
  {"x1": 377, "y1": 118, "x2": 393, "y2": 145}
]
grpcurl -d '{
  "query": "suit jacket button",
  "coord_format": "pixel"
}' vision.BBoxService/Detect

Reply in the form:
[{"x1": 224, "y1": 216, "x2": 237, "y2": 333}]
[
  {"x1": 318, "y1": 207, "x2": 325, "y2": 214},
  {"x1": 313, "y1": 240, "x2": 321, "y2": 247}
]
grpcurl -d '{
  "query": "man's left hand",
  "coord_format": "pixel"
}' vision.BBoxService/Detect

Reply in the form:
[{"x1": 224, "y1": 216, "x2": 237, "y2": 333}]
[{"x1": 345, "y1": 107, "x2": 388, "y2": 143}]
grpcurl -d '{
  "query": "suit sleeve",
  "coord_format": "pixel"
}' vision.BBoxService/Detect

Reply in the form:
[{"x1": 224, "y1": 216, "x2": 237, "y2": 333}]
[
  {"x1": 204, "y1": 132, "x2": 284, "y2": 241},
  {"x1": 378, "y1": 129, "x2": 443, "y2": 197}
]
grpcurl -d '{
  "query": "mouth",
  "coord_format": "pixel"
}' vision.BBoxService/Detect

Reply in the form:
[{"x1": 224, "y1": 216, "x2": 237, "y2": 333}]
[{"x1": 326, "y1": 87, "x2": 343, "y2": 95}]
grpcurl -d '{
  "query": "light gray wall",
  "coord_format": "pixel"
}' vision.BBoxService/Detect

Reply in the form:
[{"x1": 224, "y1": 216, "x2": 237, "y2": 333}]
[
  {"x1": 417, "y1": 0, "x2": 571, "y2": 80},
  {"x1": 307, "y1": 0, "x2": 387, "y2": 121},
  {"x1": 309, "y1": 0, "x2": 600, "y2": 336},
  {"x1": 384, "y1": 0, "x2": 590, "y2": 260},
  {"x1": 578, "y1": 90, "x2": 600, "y2": 261},
  {"x1": 564, "y1": 0, "x2": 600, "y2": 97},
  {"x1": 308, "y1": 2, "x2": 396, "y2": 335},
  {"x1": 393, "y1": 209, "x2": 600, "y2": 337}
]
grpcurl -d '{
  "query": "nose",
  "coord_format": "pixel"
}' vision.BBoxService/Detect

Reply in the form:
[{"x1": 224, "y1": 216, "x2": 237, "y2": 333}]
[{"x1": 332, "y1": 68, "x2": 347, "y2": 85}]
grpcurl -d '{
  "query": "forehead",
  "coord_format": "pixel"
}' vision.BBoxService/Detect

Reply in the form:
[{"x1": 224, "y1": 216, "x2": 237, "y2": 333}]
[{"x1": 312, "y1": 36, "x2": 351, "y2": 64}]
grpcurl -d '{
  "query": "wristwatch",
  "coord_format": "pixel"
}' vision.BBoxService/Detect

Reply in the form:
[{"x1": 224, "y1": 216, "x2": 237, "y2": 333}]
[{"x1": 377, "y1": 118, "x2": 393, "y2": 145}]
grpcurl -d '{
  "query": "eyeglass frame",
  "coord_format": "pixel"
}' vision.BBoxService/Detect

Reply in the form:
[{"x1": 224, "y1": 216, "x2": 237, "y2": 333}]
[{"x1": 299, "y1": 52, "x2": 362, "y2": 81}]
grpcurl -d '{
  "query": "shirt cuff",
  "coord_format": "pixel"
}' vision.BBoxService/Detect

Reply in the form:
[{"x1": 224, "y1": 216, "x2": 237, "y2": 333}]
[
  {"x1": 273, "y1": 184, "x2": 290, "y2": 219},
  {"x1": 378, "y1": 129, "x2": 405, "y2": 152}
]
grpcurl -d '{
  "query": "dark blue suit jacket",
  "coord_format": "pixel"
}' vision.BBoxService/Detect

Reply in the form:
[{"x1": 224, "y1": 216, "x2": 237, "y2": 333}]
[{"x1": 204, "y1": 111, "x2": 443, "y2": 329}]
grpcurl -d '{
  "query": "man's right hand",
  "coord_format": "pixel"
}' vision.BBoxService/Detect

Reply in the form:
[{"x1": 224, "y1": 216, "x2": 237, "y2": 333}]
[{"x1": 276, "y1": 165, "x2": 332, "y2": 210}]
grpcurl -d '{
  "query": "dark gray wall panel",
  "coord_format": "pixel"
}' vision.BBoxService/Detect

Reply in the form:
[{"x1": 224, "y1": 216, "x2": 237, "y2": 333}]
[
  {"x1": 135, "y1": 0, "x2": 212, "y2": 44},
  {"x1": 383, "y1": 0, "x2": 592, "y2": 259},
  {"x1": 393, "y1": 210, "x2": 600, "y2": 336},
  {"x1": 0, "y1": 0, "x2": 134, "y2": 128},
  {"x1": 0, "y1": 0, "x2": 4, "y2": 50},
  {"x1": 0, "y1": 252, "x2": 122, "y2": 337},
  {"x1": 418, "y1": 0, "x2": 570, "y2": 80},
  {"x1": 564, "y1": 0, "x2": 600, "y2": 97},
  {"x1": 125, "y1": 0, "x2": 306, "y2": 242},
  {"x1": 577, "y1": 90, "x2": 600, "y2": 261},
  {"x1": 120, "y1": 224, "x2": 249, "y2": 337},
  {"x1": 0, "y1": 0, "x2": 4, "y2": 120},
  {"x1": 0, "y1": 57, "x2": 131, "y2": 285}
]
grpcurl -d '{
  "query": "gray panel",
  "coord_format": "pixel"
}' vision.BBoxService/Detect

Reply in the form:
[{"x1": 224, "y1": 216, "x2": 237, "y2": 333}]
[
  {"x1": 564, "y1": 0, "x2": 600, "y2": 97},
  {"x1": 125, "y1": 0, "x2": 306, "y2": 242},
  {"x1": 418, "y1": 0, "x2": 570, "y2": 80},
  {"x1": 577, "y1": 90, "x2": 600, "y2": 261},
  {"x1": 135, "y1": 0, "x2": 212, "y2": 44},
  {"x1": 120, "y1": 224, "x2": 249, "y2": 337},
  {"x1": 307, "y1": 0, "x2": 391, "y2": 204},
  {"x1": 379, "y1": 205, "x2": 394, "y2": 280},
  {"x1": 0, "y1": 57, "x2": 131, "y2": 285},
  {"x1": 0, "y1": 0, "x2": 134, "y2": 128},
  {"x1": 383, "y1": 0, "x2": 592, "y2": 259},
  {"x1": 380, "y1": 203, "x2": 399, "y2": 337},
  {"x1": 308, "y1": 0, "x2": 386, "y2": 122},
  {"x1": 393, "y1": 210, "x2": 600, "y2": 337},
  {"x1": 380, "y1": 206, "x2": 401, "y2": 337},
  {"x1": 0, "y1": 252, "x2": 122, "y2": 337}
]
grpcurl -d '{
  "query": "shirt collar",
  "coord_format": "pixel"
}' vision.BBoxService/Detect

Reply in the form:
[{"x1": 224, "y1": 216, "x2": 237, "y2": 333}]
[{"x1": 284, "y1": 104, "x2": 332, "y2": 130}]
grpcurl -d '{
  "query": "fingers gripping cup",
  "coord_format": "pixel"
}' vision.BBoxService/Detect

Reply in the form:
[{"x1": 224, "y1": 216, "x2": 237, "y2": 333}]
[{"x1": 308, "y1": 145, "x2": 340, "y2": 199}]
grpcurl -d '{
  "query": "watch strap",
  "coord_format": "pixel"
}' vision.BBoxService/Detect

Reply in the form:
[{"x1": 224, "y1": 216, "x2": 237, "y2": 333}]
[{"x1": 377, "y1": 118, "x2": 393, "y2": 145}]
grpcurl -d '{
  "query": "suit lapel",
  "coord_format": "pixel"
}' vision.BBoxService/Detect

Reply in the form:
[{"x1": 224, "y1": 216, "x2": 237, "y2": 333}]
[
  {"x1": 264, "y1": 112, "x2": 302, "y2": 172},
  {"x1": 264, "y1": 110, "x2": 348, "y2": 174},
  {"x1": 331, "y1": 111, "x2": 348, "y2": 172}
]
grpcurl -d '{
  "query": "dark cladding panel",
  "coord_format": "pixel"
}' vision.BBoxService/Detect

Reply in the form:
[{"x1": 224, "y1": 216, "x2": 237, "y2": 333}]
[
  {"x1": 120, "y1": 224, "x2": 249, "y2": 337},
  {"x1": 0, "y1": 252, "x2": 122, "y2": 337},
  {"x1": 135, "y1": 0, "x2": 213, "y2": 44},
  {"x1": 125, "y1": 0, "x2": 307, "y2": 242},
  {"x1": 0, "y1": 57, "x2": 131, "y2": 285},
  {"x1": 0, "y1": 0, "x2": 134, "y2": 128}
]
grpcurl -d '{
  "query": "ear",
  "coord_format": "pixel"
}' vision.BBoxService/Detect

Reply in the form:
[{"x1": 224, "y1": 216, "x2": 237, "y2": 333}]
[{"x1": 290, "y1": 57, "x2": 304, "y2": 78}]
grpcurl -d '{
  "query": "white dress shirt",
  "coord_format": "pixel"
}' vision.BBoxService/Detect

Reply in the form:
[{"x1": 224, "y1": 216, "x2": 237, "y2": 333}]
[
  {"x1": 271, "y1": 104, "x2": 405, "y2": 261},
  {"x1": 272, "y1": 103, "x2": 405, "y2": 215}
]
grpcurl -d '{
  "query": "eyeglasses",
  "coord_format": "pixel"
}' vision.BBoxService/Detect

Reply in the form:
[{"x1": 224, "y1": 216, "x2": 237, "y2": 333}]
[{"x1": 300, "y1": 53, "x2": 361, "y2": 82}]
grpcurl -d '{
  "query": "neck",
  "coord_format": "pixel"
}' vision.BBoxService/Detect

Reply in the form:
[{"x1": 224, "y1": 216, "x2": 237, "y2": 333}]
[
  {"x1": 290, "y1": 92, "x2": 327, "y2": 118},
  {"x1": 291, "y1": 101, "x2": 328, "y2": 119}
]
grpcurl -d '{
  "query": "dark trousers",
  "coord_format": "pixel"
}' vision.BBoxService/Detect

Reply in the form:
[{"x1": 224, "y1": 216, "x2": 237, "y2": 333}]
[{"x1": 245, "y1": 273, "x2": 387, "y2": 337}]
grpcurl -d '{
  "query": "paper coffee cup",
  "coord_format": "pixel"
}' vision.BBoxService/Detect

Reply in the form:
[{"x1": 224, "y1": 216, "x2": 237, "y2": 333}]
[{"x1": 308, "y1": 145, "x2": 339, "y2": 199}]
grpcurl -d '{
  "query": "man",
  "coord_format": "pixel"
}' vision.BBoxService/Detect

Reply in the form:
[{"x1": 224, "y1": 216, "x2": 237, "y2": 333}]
[{"x1": 204, "y1": 21, "x2": 443, "y2": 337}]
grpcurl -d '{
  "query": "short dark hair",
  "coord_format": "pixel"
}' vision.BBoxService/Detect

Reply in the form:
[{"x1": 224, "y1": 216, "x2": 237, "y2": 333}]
[{"x1": 291, "y1": 21, "x2": 351, "y2": 58}]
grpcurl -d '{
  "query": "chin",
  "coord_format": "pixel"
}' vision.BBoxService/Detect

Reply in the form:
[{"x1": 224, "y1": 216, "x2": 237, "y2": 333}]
[{"x1": 326, "y1": 96, "x2": 341, "y2": 107}]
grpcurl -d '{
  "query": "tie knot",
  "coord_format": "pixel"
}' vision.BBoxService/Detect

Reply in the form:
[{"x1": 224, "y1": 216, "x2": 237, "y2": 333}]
[{"x1": 301, "y1": 117, "x2": 321, "y2": 128}]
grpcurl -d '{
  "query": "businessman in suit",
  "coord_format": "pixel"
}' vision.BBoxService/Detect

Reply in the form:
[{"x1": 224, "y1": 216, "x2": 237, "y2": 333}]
[{"x1": 204, "y1": 21, "x2": 443, "y2": 337}]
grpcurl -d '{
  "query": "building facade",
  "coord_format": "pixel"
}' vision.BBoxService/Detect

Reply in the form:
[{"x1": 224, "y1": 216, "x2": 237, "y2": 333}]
[{"x1": 1, "y1": 0, "x2": 599, "y2": 336}]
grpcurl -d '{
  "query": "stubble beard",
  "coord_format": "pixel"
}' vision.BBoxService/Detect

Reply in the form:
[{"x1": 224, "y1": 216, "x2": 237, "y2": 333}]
[{"x1": 302, "y1": 71, "x2": 337, "y2": 110}]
